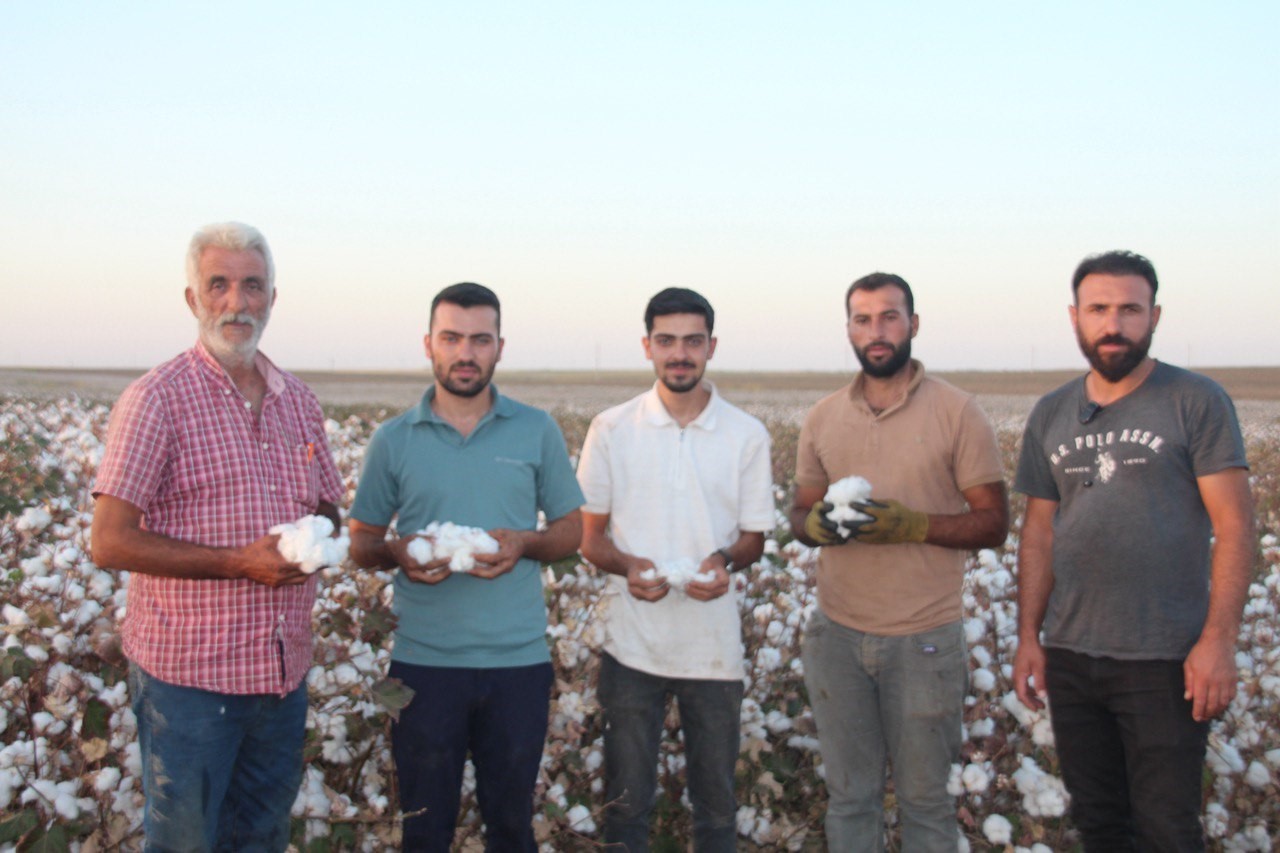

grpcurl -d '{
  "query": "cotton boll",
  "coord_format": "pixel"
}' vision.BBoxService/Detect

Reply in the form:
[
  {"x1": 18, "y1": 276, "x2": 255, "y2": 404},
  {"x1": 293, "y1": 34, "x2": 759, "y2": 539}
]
[
  {"x1": 1204, "y1": 802, "x2": 1230, "y2": 838},
  {"x1": 982, "y1": 814, "x2": 1013, "y2": 845},
  {"x1": 1244, "y1": 760, "x2": 1272, "y2": 789},
  {"x1": 15, "y1": 506, "x2": 52, "y2": 533},
  {"x1": 412, "y1": 522, "x2": 500, "y2": 573},
  {"x1": 946, "y1": 764, "x2": 965, "y2": 796},
  {"x1": 1207, "y1": 740, "x2": 1246, "y2": 775},
  {"x1": 1, "y1": 605, "x2": 29, "y2": 628},
  {"x1": 968, "y1": 718, "x2": 996, "y2": 738},
  {"x1": 970, "y1": 645, "x2": 991, "y2": 668},
  {"x1": 823, "y1": 476, "x2": 873, "y2": 537},
  {"x1": 971, "y1": 668, "x2": 996, "y2": 693},
  {"x1": 94, "y1": 766, "x2": 122, "y2": 793},
  {"x1": 962, "y1": 763, "x2": 991, "y2": 793},
  {"x1": 273, "y1": 515, "x2": 349, "y2": 573},
  {"x1": 566, "y1": 803, "x2": 596, "y2": 833}
]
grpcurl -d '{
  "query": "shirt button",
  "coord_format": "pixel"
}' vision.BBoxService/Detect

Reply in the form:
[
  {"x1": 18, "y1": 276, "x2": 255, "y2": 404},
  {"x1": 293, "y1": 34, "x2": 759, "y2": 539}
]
[
  {"x1": 270, "y1": 485, "x2": 277, "y2": 492},
  {"x1": 244, "y1": 401, "x2": 252, "y2": 409},
  {"x1": 262, "y1": 442, "x2": 269, "y2": 450},
  {"x1": 223, "y1": 388, "x2": 231, "y2": 395}
]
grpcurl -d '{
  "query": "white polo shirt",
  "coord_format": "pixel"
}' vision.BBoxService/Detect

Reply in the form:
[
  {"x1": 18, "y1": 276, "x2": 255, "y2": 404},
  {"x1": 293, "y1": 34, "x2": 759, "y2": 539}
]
[{"x1": 577, "y1": 382, "x2": 775, "y2": 680}]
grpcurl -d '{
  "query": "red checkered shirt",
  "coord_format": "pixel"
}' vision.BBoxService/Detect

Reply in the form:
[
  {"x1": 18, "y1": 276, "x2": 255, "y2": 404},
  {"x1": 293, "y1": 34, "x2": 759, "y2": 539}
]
[{"x1": 94, "y1": 343, "x2": 344, "y2": 695}]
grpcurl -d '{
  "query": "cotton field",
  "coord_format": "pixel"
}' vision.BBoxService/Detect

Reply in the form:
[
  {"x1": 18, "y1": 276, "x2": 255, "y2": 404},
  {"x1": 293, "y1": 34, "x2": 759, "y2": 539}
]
[{"x1": 1, "y1": 392, "x2": 1278, "y2": 851}]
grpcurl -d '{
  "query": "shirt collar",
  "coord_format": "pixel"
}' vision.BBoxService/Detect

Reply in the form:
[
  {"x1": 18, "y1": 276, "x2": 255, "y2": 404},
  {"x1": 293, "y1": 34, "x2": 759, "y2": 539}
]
[
  {"x1": 849, "y1": 359, "x2": 925, "y2": 416},
  {"x1": 640, "y1": 380, "x2": 720, "y2": 430},
  {"x1": 409, "y1": 383, "x2": 515, "y2": 426},
  {"x1": 192, "y1": 340, "x2": 285, "y2": 397}
]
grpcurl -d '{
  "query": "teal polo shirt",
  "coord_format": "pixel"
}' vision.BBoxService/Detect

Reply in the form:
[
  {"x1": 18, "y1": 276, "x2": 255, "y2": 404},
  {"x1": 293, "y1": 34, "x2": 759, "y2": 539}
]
[{"x1": 351, "y1": 385, "x2": 584, "y2": 668}]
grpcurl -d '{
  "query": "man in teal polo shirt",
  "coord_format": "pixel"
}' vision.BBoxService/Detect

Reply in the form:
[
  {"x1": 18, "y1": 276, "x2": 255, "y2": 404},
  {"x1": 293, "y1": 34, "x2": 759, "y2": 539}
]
[{"x1": 349, "y1": 282, "x2": 584, "y2": 852}]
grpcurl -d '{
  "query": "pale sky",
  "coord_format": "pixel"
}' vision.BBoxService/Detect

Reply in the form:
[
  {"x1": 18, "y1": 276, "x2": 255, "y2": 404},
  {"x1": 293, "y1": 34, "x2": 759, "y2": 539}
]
[{"x1": 2, "y1": 2, "x2": 1276, "y2": 373}]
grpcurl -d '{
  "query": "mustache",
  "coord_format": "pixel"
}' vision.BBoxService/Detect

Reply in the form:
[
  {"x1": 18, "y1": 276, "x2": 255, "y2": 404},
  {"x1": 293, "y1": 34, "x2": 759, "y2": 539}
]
[
  {"x1": 451, "y1": 361, "x2": 480, "y2": 370},
  {"x1": 1093, "y1": 334, "x2": 1134, "y2": 348},
  {"x1": 665, "y1": 361, "x2": 697, "y2": 369},
  {"x1": 216, "y1": 313, "x2": 260, "y2": 330}
]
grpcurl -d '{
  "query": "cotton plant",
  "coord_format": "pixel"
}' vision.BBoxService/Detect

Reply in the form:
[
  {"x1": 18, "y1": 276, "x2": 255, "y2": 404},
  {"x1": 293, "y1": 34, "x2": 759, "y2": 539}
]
[
  {"x1": 3, "y1": 395, "x2": 1280, "y2": 850},
  {"x1": 405, "y1": 521, "x2": 499, "y2": 572}
]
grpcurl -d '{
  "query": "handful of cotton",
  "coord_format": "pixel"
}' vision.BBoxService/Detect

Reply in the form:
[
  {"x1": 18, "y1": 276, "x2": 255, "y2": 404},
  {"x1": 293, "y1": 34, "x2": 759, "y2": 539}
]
[
  {"x1": 640, "y1": 558, "x2": 716, "y2": 593},
  {"x1": 272, "y1": 515, "x2": 349, "y2": 574},
  {"x1": 824, "y1": 476, "x2": 874, "y2": 539},
  {"x1": 406, "y1": 521, "x2": 500, "y2": 573}
]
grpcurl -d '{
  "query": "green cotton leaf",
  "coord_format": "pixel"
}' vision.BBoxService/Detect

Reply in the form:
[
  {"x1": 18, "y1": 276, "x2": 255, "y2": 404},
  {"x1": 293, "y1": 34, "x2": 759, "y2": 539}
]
[
  {"x1": 81, "y1": 697, "x2": 111, "y2": 740},
  {"x1": 370, "y1": 677, "x2": 415, "y2": 722},
  {"x1": 24, "y1": 821, "x2": 71, "y2": 853},
  {"x1": 360, "y1": 607, "x2": 398, "y2": 646},
  {"x1": 0, "y1": 648, "x2": 35, "y2": 682},
  {"x1": 0, "y1": 810, "x2": 37, "y2": 843}
]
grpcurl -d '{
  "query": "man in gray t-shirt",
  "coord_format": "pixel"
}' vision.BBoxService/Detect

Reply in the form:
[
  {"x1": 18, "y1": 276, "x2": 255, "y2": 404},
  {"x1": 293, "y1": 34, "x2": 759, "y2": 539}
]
[{"x1": 1012, "y1": 250, "x2": 1254, "y2": 852}]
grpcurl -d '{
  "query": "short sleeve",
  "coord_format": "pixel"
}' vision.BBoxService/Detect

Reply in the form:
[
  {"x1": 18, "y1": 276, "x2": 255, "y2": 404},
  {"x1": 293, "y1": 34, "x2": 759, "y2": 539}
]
[
  {"x1": 350, "y1": 422, "x2": 399, "y2": 526},
  {"x1": 93, "y1": 381, "x2": 173, "y2": 512},
  {"x1": 537, "y1": 414, "x2": 586, "y2": 521},
  {"x1": 794, "y1": 407, "x2": 829, "y2": 489},
  {"x1": 1014, "y1": 401, "x2": 1060, "y2": 501},
  {"x1": 1186, "y1": 383, "x2": 1248, "y2": 477},
  {"x1": 738, "y1": 426, "x2": 776, "y2": 532},
  {"x1": 952, "y1": 397, "x2": 1004, "y2": 492},
  {"x1": 575, "y1": 415, "x2": 613, "y2": 515}
]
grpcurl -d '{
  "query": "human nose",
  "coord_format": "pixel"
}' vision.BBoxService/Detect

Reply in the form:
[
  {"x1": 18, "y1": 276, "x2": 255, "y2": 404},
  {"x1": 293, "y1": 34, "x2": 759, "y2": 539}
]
[{"x1": 227, "y1": 282, "x2": 250, "y2": 313}]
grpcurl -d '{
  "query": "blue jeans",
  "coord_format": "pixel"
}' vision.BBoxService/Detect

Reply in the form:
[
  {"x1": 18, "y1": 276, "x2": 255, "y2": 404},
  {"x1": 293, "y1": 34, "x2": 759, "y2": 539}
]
[
  {"x1": 801, "y1": 611, "x2": 966, "y2": 853},
  {"x1": 1045, "y1": 647, "x2": 1209, "y2": 852},
  {"x1": 597, "y1": 653, "x2": 743, "y2": 852},
  {"x1": 128, "y1": 663, "x2": 306, "y2": 853},
  {"x1": 388, "y1": 660, "x2": 553, "y2": 852}
]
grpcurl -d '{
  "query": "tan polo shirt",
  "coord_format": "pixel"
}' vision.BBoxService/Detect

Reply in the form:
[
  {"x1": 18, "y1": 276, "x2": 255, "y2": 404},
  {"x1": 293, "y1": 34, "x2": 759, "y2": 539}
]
[{"x1": 795, "y1": 361, "x2": 1003, "y2": 635}]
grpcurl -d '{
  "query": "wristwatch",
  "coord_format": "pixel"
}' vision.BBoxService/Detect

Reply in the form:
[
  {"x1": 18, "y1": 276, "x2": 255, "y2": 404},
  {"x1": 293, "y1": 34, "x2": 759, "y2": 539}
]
[{"x1": 714, "y1": 547, "x2": 735, "y2": 572}]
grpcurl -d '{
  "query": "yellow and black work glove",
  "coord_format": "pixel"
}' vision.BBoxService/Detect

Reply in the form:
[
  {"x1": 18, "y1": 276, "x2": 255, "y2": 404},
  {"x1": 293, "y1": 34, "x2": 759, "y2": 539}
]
[
  {"x1": 803, "y1": 501, "x2": 848, "y2": 546},
  {"x1": 850, "y1": 499, "x2": 928, "y2": 544}
]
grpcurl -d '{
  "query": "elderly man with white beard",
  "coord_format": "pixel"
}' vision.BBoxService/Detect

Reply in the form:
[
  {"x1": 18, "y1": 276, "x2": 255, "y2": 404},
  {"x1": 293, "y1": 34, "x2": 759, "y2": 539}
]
[{"x1": 91, "y1": 222, "x2": 343, "y2": 852}]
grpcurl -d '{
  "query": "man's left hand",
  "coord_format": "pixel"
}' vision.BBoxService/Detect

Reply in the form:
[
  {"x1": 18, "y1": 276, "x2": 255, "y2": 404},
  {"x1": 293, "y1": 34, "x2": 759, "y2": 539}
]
[
  {"x1": 850, "y1": 499, "x2": 928, "y2": 545},
  {"x1": 470, "y1": 529, "x2": 526, "y2": 579},
  {"x1": 1183, "y1": 636, "x2": 1238, "y2": 721},
  {"x1": 685, "y1": 556, "x2": 730, "y2": 602}
]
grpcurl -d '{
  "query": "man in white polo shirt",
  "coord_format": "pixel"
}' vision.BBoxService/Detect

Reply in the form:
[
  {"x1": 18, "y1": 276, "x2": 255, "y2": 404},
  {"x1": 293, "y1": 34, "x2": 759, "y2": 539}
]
[{"x1": 578, "y1": 288, "x2": 774, "y2": 851}]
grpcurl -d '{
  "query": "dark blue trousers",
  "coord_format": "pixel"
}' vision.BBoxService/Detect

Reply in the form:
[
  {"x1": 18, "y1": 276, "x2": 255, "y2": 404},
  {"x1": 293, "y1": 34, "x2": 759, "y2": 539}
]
[{"x1": 388, "y1": 660, "x2": 553, "y2": 852}]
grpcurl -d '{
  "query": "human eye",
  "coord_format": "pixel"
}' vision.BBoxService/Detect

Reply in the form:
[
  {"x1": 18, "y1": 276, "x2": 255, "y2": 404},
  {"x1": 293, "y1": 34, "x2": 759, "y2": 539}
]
[
  {"x1": 654, "y1": 335, "x2": 675, "y2": 346},
  {"x1": 685, "y1": 335, "x2": 706, "y2": 348}
]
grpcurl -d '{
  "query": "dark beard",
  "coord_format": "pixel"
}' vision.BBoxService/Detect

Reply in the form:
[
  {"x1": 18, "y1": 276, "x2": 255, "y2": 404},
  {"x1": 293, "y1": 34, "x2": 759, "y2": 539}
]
[
  {"x1": 436, "y1": 363, "x2": 493, "y2": 398},
  {"x1": 854, "y1": 338, "x2": 912, "y2": 379},
  {"x1": 1078, "y1": 329, "x2": 1153, "y2": 383},
  {"x1": 659, "y1": 362, "x2": 702, "y2": 393}
]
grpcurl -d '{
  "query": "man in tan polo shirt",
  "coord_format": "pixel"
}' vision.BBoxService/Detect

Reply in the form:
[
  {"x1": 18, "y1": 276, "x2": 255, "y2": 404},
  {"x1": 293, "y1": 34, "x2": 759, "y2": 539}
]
[{"x1": 789, "y1": 272, "x2": 1008, "y2": 852}]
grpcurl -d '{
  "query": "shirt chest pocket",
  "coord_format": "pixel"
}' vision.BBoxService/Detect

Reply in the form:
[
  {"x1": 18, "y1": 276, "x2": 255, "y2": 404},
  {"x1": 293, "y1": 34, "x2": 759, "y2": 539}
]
[{"x1": 286, "y1": 441, "x2": 321, "y2": 512}]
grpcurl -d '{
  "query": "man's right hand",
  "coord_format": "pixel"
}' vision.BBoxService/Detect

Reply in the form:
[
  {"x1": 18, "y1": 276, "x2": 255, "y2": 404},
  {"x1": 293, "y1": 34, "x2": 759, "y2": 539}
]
[
  {"x1": 803, "y1": 502, "x2": 848, "y2": 546},
  {"x1": 1012, "y1": 638, "x2": 1049, "y2": 711},
  {"x1": 626, "y1": 558, "x2": 668, "y2": 602},
  {"x1": 234, "y1": 534, "x2": 309, "y2": 587}
]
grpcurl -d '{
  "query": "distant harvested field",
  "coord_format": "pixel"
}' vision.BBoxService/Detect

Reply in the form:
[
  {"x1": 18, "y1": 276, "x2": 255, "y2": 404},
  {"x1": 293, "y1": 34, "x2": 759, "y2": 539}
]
[{"x1": 2, "y1": 366, "x2": 1278, "y2": 429}]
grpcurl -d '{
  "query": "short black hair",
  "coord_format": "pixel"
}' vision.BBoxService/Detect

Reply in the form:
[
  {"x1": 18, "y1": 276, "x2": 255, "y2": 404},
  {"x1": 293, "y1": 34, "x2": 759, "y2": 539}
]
[
  {"x1": 644, "y1": 287, "x2": 715, "y2": 334},
  {"x1": 846, "y1": 272, "x2": 914, "y2": 316},
  {"x1": 430, "y1": 282, "x2": 501, "y2": 331},
  {"x1": 1071, "y1": 251, "x2": 1158, "y2": 304}
]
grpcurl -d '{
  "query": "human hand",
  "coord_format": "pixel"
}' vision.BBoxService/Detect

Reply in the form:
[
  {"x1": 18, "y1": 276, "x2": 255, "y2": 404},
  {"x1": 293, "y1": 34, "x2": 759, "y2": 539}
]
[
  {"x1": 1183, "y1": 636, "x2": 1238, "y2": 721},
  {"x1": 388, "y1": 534, "x2": 452, "y2": 585},
  {"x1": 803, "y1": 501, "x2": 849, "y2": 546},
  {"x1": 626, "y1": 558, "x2": 668, "y2": 602},
  {"x1": 235, "y1": 534, "x2": 310, "y2": 587},
  {"x1": 850, "y1": 499, "x2": 928, "y2": 544},
  {"x1": 684, "y1": 556, "x2": 730, "y2": 602},
  {"x1": 1012, "y1": 638, "x2": 1048, "y2": 711},
  {"x1": 470, "y1": 529, "x2": 526, "y2": 579}
]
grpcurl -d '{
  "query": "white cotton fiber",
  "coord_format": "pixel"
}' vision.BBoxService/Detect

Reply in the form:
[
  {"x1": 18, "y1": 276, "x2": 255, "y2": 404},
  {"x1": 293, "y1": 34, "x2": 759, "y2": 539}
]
[
  {"x1": 408, "y1": 522, "x2": 500, "y2": 573},
  {"x1": 272, "y1": 515, "x2": 349, "y2": 574},
  {"x1": 640, "y1": 558, "x2": 715, "y2": 593},
  {"x1": 823, "y1": 476, "x2": 873, "y2": 537}
]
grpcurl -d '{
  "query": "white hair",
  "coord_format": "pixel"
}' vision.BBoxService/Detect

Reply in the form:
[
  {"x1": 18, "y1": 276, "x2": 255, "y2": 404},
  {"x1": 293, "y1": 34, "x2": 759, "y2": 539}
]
[{"x1": 185, "y1": 221, "x2": 274, "y2": 292}]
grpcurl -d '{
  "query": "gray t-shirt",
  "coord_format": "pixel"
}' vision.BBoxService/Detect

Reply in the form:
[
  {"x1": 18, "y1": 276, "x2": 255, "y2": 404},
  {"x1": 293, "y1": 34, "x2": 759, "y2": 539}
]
[{"x1": 1015, "y1": 361, "x2": 1247, "y2": 659}]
